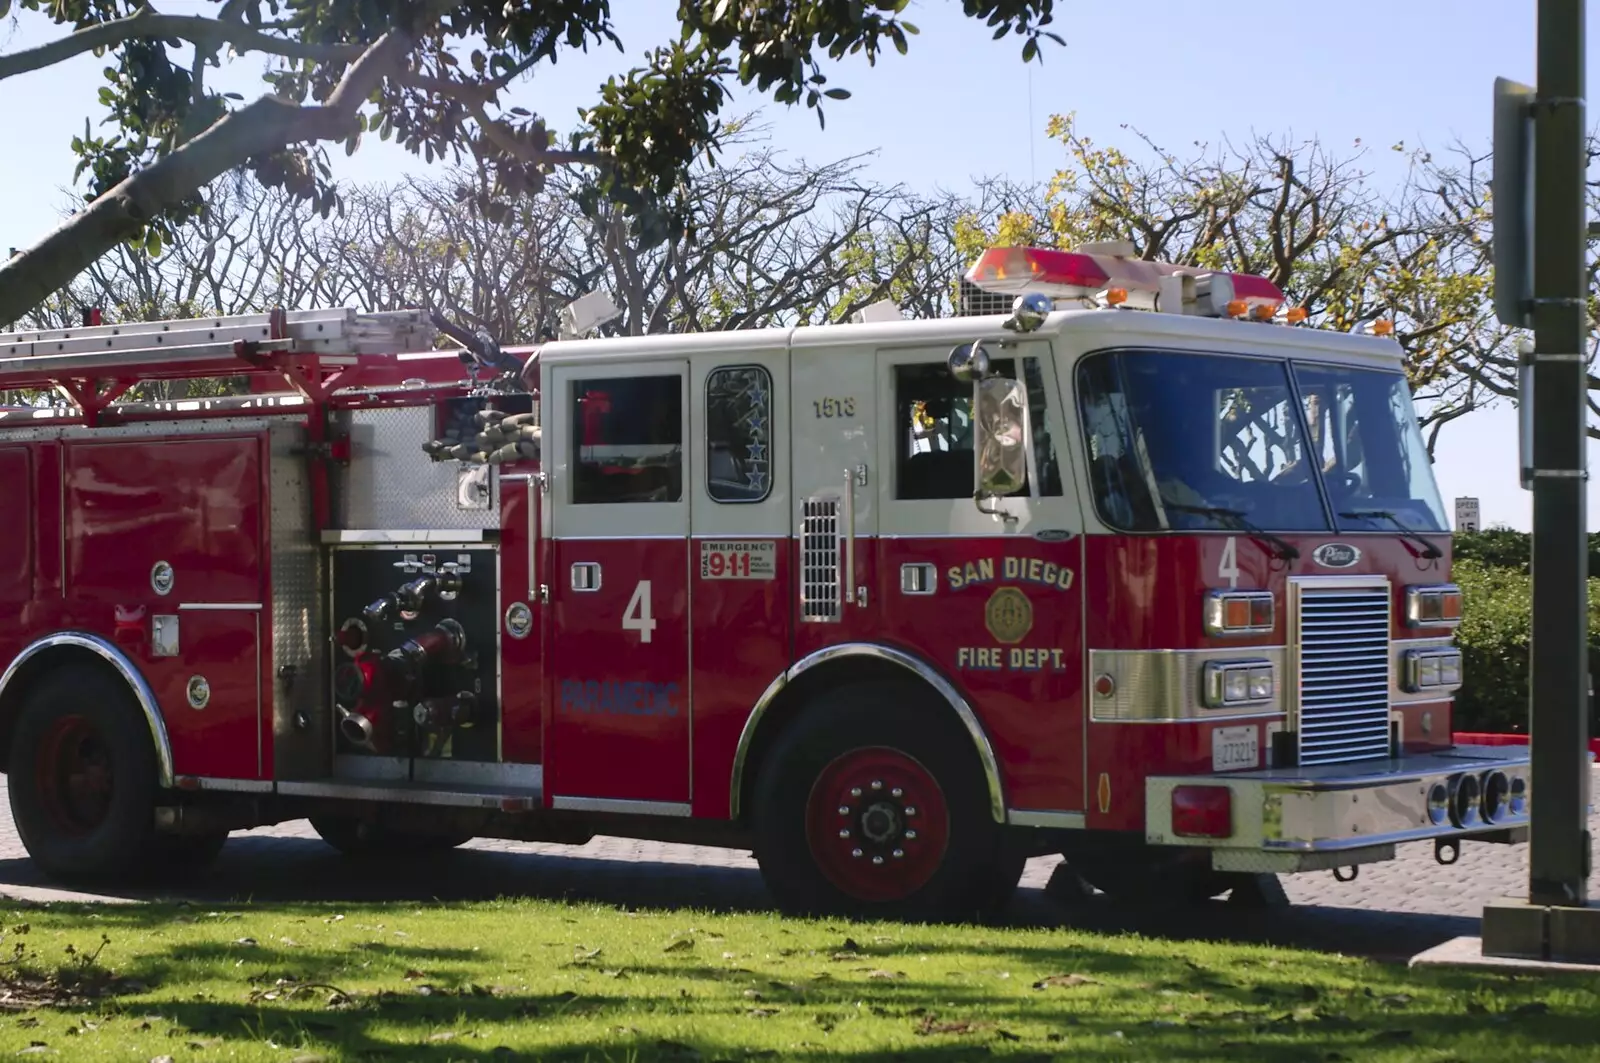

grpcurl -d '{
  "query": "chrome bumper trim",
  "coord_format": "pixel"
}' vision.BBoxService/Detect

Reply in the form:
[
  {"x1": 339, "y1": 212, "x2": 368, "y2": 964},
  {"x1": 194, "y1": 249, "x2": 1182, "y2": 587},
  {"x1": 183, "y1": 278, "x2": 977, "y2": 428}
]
[{"x1": 1146, "y1": 745, "x2": 1538, "y2": 853}]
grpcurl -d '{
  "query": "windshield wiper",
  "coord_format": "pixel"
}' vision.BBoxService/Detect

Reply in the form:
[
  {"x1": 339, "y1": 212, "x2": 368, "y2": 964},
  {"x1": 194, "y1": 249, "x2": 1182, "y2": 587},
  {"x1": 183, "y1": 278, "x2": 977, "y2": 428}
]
[
  {"x1": 1338, "y1": 509, "x2": 1443, "y2": 559},
  {"x1": 1164, "y1": 502, "x2": 1300, "y2": 561}
]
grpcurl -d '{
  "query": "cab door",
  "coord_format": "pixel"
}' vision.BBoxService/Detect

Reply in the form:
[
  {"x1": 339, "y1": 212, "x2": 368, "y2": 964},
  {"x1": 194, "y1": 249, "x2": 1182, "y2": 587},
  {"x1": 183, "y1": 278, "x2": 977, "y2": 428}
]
[
  {"x1": 545, "y1": 361, "x2": 691, "y2": 809},
  {"x1": 686, "y1": 347, "x2": 790, "y2": 817},
  {"x1": 873, "y1": 342, "x2": 1086, "y2": 814}
]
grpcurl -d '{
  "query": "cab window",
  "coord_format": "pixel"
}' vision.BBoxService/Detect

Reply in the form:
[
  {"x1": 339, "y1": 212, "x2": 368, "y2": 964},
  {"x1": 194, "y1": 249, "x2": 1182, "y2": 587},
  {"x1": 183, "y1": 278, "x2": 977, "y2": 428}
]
[
  {"x1": 705, "y1": 365, "x2": 773, "y2": 503},
  {"x1": 570, "y1": 376, "x2": 683, "y2": 504},
  {"x1": 893, "y1": 357, "x2": 1062, "y2": 500}
]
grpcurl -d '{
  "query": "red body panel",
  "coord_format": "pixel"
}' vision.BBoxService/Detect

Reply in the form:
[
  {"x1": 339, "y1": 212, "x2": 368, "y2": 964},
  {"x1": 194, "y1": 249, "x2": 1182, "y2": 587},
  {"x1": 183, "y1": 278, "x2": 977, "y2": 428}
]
[
  {"x1": 64, "y1": 438, "x2": 264, "y2": 604},
  {"x1": 156, "y1": 609, "x2": 263, "y2": 779},
  {"x1": 689, "y1": 537, "x2": 791, "y2": 818},
  {"x1": 874, "y1": 537, "x2": 1085, "y2": 813},
  {"x1": 0, "y1": 449, "x2": 33, "y2": 604},
  {"x1": 546, "y1": 539, "x2": 691, "y2": 803},
  {"x1": 496, "y1": 474, "x2": 546, "y2": 766}
]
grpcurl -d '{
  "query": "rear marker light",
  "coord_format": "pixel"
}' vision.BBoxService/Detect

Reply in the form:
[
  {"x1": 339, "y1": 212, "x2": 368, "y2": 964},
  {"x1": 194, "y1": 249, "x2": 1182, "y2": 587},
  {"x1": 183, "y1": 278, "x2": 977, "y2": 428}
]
[
  {"x1": 1172, "y1": 785, "x2": 1233, "y2": 839},
  {"x1": 1406, "y1": 584, "x2": 1463, "y2": 628},
  {"x1": 1204, "y1": 590, "x2": 1275, "y2": 635}
]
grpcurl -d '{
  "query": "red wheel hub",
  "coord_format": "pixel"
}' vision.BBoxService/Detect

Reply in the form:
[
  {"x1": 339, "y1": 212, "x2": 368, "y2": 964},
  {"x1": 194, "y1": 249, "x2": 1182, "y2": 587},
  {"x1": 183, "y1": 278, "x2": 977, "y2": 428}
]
[
  {"x1": 34, "y1": 715, "x2": 113, "y2": 836},
  {"x1": 805, "y1": 747, "x2": 950, "y2": 903}
]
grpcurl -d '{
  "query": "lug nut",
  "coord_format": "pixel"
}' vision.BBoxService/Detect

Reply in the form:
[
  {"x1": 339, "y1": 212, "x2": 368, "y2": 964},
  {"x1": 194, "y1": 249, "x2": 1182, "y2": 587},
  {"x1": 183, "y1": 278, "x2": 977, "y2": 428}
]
[
  {"x1": 849, "y1": 787, "x2": 862, "y2": 797},
  {"x1": 904, "y1": 806, "x2": 917, "y2": 817},
  {"x1": 872, "y1": 855, "x2": 884, "y2": 865},
  {"x1": 839, "y1": 829, "x2": 851, "y2": 839},
  {"x1": 871, "y1": 780, "x2": 883, "y2": 790},
  {"x1": 891, "y1": 787, "x2": 903, "y2": 798},
  {"x1": 851, "y1": 848, "x2": 863, "y2": 859},
  {"x1": 892, "y1": 849, "x2": 905, "y2": 859},
  {"x1": 905, "y1": 830, "x2": 917, "y2": 840},
  {"x1": 838, "y1": 805, "x2": 850, "y2": 816}
]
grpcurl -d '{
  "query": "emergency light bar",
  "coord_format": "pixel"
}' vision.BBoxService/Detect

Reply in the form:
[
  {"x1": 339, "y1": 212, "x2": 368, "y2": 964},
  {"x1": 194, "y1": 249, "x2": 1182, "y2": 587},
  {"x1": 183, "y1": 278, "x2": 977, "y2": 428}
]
[{"x1": 964, "y1": 242, "x2": 1289, "y2": 319}]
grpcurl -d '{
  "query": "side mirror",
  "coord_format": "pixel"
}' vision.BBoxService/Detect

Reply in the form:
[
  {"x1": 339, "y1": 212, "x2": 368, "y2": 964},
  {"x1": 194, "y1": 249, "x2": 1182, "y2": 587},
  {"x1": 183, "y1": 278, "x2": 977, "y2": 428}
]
[
  {"x1": 974, "y1": 377, "x2": 1031, "y2": 500},
  {"x1": 948, "y1": 340, "x2": 991, "y2": 383}
]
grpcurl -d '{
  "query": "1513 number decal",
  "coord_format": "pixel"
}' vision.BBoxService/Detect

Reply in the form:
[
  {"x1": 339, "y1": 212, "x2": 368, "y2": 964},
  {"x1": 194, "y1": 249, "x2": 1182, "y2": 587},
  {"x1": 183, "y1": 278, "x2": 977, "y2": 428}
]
[{"x1": 813, "y1": 397, "x2": 856, "y2": 419}]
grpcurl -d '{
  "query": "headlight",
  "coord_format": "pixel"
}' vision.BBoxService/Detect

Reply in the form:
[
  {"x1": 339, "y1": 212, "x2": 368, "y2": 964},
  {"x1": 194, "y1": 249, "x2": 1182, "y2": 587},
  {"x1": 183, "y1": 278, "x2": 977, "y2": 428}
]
[
  {"x1": 1203, "y1": 660, "x2": 1274, "y2": 708},
  {"x1": 1402, "y1": 647, "x2": 1463, "y2": 693},
  {"x1": 1406, "y1": 584, "x2": 1463, "y2": 628}
]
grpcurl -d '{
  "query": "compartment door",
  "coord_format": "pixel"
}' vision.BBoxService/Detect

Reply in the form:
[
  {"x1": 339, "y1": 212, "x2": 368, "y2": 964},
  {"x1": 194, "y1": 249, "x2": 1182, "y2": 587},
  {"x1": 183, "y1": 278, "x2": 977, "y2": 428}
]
[{"x1": 545, "y1": 361, "x2": 692, "y2": 809}]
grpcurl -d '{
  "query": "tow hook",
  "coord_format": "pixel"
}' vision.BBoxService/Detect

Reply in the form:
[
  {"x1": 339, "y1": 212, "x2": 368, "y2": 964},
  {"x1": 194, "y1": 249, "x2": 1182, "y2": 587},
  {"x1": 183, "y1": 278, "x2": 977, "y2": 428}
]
[
  {"x1": 1332, "y1": 865, "x2": 1359, "y2": 883},
  {"x1": 1434, "y1": 838, "x2": 1461, "y2": 865}
]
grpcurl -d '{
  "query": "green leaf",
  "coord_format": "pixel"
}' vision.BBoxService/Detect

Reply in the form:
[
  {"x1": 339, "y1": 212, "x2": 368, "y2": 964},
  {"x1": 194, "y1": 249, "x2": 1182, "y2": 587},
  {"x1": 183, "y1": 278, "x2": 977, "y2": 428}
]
[{"x1": 823, "y1": 88, "x2": 851, "y2": 100}]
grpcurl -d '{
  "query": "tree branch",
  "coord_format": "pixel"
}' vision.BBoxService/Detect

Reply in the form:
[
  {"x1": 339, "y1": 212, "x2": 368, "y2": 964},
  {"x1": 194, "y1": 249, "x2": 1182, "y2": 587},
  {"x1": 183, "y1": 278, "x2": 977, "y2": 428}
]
[
  {"x1": 0, "y1": 29, "x2": 408, "y2": 326},
  {"x1": 0, "y1": 4, "x2": 364, "y2": 82}
]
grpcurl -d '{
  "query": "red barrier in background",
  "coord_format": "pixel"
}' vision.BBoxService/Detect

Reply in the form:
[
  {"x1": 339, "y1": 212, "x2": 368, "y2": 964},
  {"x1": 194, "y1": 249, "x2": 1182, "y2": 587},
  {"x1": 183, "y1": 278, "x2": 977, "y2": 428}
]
[{"x1": 1454, "y1": 732, "x2": 1600, "y2": 757}]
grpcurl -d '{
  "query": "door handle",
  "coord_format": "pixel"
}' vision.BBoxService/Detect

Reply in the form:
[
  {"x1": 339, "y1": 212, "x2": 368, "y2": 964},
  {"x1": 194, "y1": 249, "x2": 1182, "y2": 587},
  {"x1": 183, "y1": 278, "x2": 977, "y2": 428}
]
[{"x1": 571, "y1": 562, "x2": 602, "y2": 592}]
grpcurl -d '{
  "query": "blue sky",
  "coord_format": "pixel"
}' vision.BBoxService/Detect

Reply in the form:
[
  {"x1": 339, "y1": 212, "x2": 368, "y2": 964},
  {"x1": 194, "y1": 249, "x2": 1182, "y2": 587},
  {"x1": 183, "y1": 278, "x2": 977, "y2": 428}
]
[{"x1": 2, "y1": 0, "x2": 1594, "y2": 531}]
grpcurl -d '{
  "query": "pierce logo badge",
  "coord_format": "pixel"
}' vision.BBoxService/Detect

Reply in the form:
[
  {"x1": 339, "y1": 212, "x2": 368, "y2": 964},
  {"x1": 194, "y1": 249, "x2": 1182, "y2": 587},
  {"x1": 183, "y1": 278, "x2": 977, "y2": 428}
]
[{"x1": 1311, "y1": 543, "x2": 1361, "y2": 569}]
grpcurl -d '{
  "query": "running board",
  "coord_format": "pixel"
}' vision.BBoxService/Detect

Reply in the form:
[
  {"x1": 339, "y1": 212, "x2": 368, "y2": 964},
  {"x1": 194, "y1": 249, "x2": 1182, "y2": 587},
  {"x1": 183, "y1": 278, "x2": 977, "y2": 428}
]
[{"x1": 175, "y1": 774, "x2": 542, "y2": 812}]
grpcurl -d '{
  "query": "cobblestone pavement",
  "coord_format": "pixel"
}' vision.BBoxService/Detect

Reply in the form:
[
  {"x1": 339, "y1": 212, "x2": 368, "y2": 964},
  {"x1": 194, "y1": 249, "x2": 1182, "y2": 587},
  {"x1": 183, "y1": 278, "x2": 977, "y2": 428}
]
[{"x1": 0, "y1": 774, "x2": 1593, "y2": 963}]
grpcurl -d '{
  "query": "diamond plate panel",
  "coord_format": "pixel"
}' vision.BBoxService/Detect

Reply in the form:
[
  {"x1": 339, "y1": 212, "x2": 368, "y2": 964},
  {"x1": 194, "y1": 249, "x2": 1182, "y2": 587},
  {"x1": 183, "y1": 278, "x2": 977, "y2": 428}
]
[
  {"x1": 269, "y1": 421, "x2": 329, "y2": 780},
  {"x1": 335, "y1": 406, "x2": 500, "y2": 530}
]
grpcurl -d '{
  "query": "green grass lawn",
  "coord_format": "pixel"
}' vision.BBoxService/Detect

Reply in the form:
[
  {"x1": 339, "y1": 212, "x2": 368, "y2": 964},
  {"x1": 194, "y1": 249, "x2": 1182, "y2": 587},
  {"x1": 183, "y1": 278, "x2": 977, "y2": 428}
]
[{"x1": 0, "y1": 897, "x2": 1590, "y2": 1062}]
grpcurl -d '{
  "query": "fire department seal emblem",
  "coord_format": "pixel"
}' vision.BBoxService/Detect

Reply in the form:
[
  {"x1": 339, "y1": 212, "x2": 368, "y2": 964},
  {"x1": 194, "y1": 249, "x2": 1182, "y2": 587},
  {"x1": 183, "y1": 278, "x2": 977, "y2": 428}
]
[{"x1": 985, "y1": 587, "x2": 1033, "y2": 644}]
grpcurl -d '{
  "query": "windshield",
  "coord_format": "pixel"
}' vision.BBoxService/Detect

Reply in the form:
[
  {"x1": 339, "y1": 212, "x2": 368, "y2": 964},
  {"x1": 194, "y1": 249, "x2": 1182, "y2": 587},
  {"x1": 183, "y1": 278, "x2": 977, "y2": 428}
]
[{"x1": 1076, "y1": 350, "x2": 1447, "y2": 534}]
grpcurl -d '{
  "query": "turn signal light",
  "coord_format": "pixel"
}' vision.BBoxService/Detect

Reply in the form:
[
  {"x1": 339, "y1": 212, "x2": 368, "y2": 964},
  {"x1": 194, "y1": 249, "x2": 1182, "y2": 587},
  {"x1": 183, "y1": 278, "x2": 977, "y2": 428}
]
[
  {"x1": 1406, "y1": 584, "x2": 1463, "y2": 627},
  {"x1": 1205, "y1": 590, "x2": 1275, "y2": 635},
  {"x1": 1172, "y1": 785, "x2": 1233, "y2": 838},
  {"x1": 1104, "y1": 287, "x2": 1129, "y2": 306},
  {"x1": 1285, "y1": 306, "x2": 1309, "y2": 324},
  {"x1": 1225, "y1": 299, "x2": 1248, "y2": 317}
]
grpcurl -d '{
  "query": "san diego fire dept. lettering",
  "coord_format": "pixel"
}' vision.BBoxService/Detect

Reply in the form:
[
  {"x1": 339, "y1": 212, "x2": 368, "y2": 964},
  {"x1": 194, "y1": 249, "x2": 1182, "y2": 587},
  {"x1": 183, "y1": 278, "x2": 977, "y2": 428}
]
[
  {"x1": 946, "y1": 556, "x2": 1075, "y2": 593},
  {"x1": 948, "y1": 556, "x2": 1075, "y2": 673}
]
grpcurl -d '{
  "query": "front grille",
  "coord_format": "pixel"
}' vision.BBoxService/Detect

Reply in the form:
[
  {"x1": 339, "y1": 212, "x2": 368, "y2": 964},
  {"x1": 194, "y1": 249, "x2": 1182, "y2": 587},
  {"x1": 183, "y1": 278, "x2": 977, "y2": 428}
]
[{"x1": 1295, "y1": 584, "x2": 1392, "y2": 765}]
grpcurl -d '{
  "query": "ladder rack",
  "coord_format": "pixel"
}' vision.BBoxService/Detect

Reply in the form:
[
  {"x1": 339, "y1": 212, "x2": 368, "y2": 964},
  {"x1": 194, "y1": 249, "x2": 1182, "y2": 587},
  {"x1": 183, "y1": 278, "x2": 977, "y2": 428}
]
[
  {"x1": 0, "y1": 307, "x2": 501, "y2": 425},
  {"x1": 0, "y1": 307, "x2": 436, "y2": 376}
]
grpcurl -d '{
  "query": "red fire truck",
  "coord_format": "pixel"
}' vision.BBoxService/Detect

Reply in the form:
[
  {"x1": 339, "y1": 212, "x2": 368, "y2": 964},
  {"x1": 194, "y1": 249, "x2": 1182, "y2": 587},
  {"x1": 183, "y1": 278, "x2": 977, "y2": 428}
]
[{"x1": 0, "y1": 241, "x2": 1529, "y2": 918}]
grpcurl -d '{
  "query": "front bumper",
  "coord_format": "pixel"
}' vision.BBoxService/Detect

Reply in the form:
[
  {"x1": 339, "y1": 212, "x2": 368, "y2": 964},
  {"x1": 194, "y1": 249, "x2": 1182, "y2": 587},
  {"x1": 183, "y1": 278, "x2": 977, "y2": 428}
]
[{"x1": 1146, "y1": 745, "x2": 1548, "y2": 874}]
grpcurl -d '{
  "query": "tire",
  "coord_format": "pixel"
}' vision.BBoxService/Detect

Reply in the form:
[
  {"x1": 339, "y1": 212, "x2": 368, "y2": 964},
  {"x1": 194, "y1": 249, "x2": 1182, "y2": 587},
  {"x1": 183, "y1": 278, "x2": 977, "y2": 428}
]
[
  {"x1": 309, "y1": 815, "x2": 473, "y2": 859},
  {"x1": 750, "y1": 680, "x2": 1008, "y2": 922},
  {"x1": 6, "y1": 667, "x2": 161, "y2": 884}
]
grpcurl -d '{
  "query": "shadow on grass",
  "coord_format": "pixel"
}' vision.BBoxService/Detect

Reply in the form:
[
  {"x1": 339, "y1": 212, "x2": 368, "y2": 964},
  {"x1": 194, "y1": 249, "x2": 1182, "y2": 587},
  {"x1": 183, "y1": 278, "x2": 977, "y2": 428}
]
[{"x1": 0, "y1": 833, "x2": 1482, "y2": 962}]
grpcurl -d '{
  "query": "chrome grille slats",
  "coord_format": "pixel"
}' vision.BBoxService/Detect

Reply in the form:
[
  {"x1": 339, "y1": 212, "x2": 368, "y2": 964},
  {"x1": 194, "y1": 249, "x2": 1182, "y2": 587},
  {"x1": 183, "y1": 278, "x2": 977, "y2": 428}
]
[{"x1": 1295, "y1": 583, "x2": 1391, "y2": 764}]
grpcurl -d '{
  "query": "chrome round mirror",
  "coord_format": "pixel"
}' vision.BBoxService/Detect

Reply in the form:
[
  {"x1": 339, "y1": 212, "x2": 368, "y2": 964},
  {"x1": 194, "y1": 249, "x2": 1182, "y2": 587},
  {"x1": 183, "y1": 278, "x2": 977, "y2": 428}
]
[
  {"x1": 947, "y1": 340, "x2": 991, "y2": 383},
  {"x1": 1004, "y1": 292, "x2": 1052, "y2": 333}
]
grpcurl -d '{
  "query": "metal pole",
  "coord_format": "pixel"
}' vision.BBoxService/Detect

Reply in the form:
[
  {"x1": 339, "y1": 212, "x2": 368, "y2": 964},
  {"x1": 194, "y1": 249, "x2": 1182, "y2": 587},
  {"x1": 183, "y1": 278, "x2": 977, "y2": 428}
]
[{"x1": 1528, "y1": 0, "x2": 1591, "y2": 908}]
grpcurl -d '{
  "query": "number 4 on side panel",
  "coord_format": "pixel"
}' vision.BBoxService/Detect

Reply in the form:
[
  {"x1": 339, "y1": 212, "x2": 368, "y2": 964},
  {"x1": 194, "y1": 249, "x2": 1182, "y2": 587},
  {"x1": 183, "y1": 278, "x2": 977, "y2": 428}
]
[
  {"x1": 623, "y1": 579, "x2": 656, "y2": 643},
  {"x1": 1217, "y1": 536, "x2": 1240, "y2": 589}
]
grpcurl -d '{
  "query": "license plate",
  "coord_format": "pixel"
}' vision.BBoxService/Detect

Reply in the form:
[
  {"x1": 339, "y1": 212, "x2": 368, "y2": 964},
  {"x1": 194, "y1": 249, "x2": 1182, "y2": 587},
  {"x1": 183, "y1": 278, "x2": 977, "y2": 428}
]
[{"x1": 1211, "y1": 725, "x2": 1260, "y2": 772}]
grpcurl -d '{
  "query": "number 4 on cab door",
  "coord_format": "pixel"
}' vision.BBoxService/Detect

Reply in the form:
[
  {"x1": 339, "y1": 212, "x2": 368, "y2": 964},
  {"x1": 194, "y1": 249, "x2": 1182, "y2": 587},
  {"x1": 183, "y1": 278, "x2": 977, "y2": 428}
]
[{"x1": 624, "y1": 579, "x2": 655, "y2": 643}]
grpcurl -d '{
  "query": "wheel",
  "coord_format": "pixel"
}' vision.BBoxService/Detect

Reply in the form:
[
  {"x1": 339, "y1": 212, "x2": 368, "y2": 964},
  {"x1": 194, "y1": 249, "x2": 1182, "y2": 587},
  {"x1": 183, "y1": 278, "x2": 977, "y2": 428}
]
[
  {"x1": 750, "y1": 680, "x2": 1009, "y2": 922},
  {"x1": 309, "y1": 815, "x2": 473, "y2": 859},
  {"x1": 6, "y1": 667, "x2": 160, "y2": 883}
]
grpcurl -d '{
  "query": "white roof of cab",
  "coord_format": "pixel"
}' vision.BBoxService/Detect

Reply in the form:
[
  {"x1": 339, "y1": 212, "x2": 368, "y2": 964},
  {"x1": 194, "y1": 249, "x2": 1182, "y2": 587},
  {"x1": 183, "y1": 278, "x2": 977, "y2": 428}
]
[{"x1": 533, "y1": 306, "x2": 1406, "y2": 371}]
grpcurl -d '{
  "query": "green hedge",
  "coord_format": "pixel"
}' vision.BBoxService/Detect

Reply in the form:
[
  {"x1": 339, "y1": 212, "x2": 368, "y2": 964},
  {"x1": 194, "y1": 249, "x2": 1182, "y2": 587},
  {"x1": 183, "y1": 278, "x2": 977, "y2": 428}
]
[{"x1": 1450, "y1": 531, "x2": 1600, "y2": 733}]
